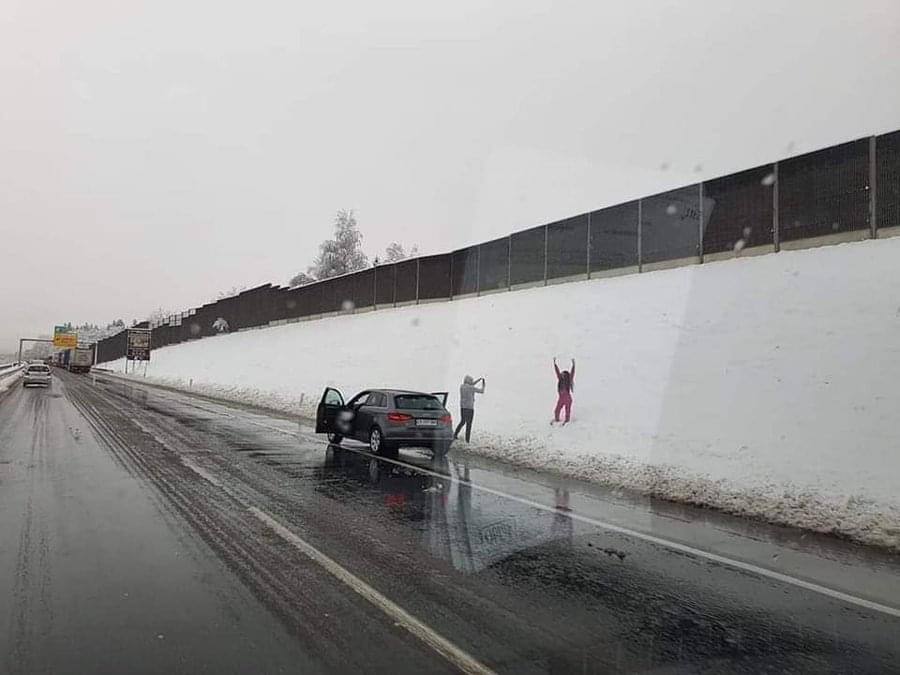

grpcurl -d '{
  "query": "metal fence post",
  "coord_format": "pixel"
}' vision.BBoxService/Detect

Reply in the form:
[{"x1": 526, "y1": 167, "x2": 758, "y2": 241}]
[
  {"x1": 773, "y1": 162, "x2": 780, "y2": 252},
  {"x1": 698, "y1": 183, "x2": 705, "y2": 263},
  {"x1": 543, "y1": 225, "x2": 549, "y2": 284},
  {"x1": 637, "y1": 199, "x2": 643, "y2": 272},
  {"x1": 507, "y1": 236, "x2": 512, "y2": 290},
  {"x1": 475, "y1": 246, "x2": 481, "y2": 296},
  {"x1": 870, "y1": 135, "x2": 878, "y2": 238},
  {"x1": 586, "y1": 211, "x2": 592, "y2": 277}
]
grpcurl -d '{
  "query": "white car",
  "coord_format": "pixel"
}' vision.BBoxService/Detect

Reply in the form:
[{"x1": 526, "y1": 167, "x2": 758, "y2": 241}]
[{"x1": 23, "y1": 363, "x2": 52, "y2": 387}]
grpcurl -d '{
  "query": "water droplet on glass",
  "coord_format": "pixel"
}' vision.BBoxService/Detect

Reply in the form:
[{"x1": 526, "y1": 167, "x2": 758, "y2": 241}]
[
  {"x1": 786, "y1": 141, "x2": 796, "y2": 153},
  {"x1": 666, "y1": 204, "x2": 678, "y2": 216},
  {"x1": 733, "y1": 239, "x2": 746, "y2": 253},
  {"x1": 761, "y1": 173, "x2": 775, "y2": 187},
  {"x1": 831, "y1": 222, "x2": 840, "y2": 231},
  {"x1": 410, "y1": 317, "x2": 421, "y2": 327},
  {"x1": 189, "y1": 323, "x2": 201, "y2": 336},
  {"x1": 742, "y1": 226, "x2": 752, "y2": 238},
  {"x1": 693, "y1": 163, "x2": 703, "y2": 173},
  {"x1": 286, "y1": 299, "x2": 297, "y2": 309},
  {"x1": 341, "y1": 299, "x2": 355, "y2": 312},
  {"x1": 659, "y1": 162, "x2": 670, "y2": 171}
]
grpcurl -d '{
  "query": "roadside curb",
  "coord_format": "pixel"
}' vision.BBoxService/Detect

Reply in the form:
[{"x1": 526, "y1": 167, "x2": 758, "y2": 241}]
[{"x1": 91, "y1": 370, "x2": 309, "y2": 424}]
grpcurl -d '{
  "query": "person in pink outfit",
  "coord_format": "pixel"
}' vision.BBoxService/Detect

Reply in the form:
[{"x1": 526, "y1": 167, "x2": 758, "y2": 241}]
[{"x1": 553, "y1": 357, "x2": 575, "y2": 424}]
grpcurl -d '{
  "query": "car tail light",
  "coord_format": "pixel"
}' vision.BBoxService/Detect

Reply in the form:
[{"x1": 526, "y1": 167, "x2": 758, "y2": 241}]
[
  {"x1": 439, "y1": 414, "x2": 452, "y2": 425},
  {"x1": 387, "y1": 412, "x2": 413, "y2": 424}
]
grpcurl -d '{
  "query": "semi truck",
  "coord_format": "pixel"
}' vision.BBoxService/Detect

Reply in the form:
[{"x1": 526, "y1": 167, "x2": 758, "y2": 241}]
[{"x1": 69, "y1": 346, "x2": 94, "y2": 374}]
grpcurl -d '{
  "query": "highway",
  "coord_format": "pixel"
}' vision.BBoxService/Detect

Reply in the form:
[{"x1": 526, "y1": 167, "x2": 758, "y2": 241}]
[{"x1": 1, "y1": 369, "x2": 899, "y2": 674}]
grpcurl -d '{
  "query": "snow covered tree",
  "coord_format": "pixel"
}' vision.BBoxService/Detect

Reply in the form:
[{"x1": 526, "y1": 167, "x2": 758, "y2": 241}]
[
  {"x1": 382, "y1": 242, "x2": 418, "y2": 263},
  {"x1": 308, "y1": 210, "x2": 368, "y2": 280},
  {"x1": 288, "y1": 271, "x2": 316, "y2": 287}
]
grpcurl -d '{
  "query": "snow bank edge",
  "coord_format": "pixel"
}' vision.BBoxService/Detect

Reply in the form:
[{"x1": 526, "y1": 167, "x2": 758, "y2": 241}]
[{"x1": 99, "y1": 370, "x2": 900, "y2": 552}]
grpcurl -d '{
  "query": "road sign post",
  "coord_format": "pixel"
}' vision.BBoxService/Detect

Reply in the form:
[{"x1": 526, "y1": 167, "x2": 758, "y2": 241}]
[{"x1": 126, "y1": 329, "x2": 152, "y2": 374}]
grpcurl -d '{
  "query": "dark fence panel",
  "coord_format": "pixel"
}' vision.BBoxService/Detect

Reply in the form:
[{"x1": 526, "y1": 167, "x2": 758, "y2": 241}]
[
  {"x1": 589, "y1": 201, "x2": 638, "y2": 273},
  {"x1": 509, "y1": 225, "x2": 545, "y2": 286},
  {"x1": 319, "y1": 277, "x2": 348, "y2": 313},
  {"x1": 300, "y1": 282, "x2": 322, "y2": 317},
  {"x1": 547, "y1": 214, "x2": 588, "y2": 280},
  {"x1": 417, "y1": 254, "x2": 452, "y2": 300},
  {"x1": 478, "y1": 237, "x2": 509, "y2": 292},
  {"x1": 283, "y1": 286, "x2": 305, "y2": 319},
  {"x1": 779, "y1": 139, "x2": 869, "y2": 243},
  {"x1": 201, "y1": 299, "x2": 233, "y2": 336},
  {"x1": 702, "y1": 166, "x2": 774, "y2": 255},
  {"x1": 641, "y1": 185, "x2": 702, "y2": 265},
  {"x1": 877, "y1": 130, "x2": 900, "y2": 231},
  {"x1": 331, "y1": 275, "x2": 356, "y2": 312},
  {"x1": 350, "y1": 268, "x2": 375, "y2": 309},
  {"x1": 451, "y1": 247, "x2": 478, "y2": 296},
  {"x1": 374, "y1": 264, "x2": 396, "y2": 306},
  {"x1": 395, "y1": 259, "x2": 418, "y2": 303}
]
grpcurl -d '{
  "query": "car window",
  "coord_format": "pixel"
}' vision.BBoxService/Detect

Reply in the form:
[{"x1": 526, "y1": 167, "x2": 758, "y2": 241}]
[
  {"x1": 27, "y1": 365, "x2": 49, "y2": 373},
  {"x1": 323, "y1": 389, "x2": 343, "y2": 406},
  {"x1": 394, "y1": 394, "x2": 443, "y2": 410},
  {"x1": 364, "y1": 392, "x2": 384, "y2": 407},
  {"x1": 347, "y1": 391, "x2": 369, "y2": 407}
]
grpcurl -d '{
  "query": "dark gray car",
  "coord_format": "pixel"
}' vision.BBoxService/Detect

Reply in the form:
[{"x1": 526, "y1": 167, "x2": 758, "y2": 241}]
[{"x1": 315, "y1": 387, "x2": 453, "y2": 457}]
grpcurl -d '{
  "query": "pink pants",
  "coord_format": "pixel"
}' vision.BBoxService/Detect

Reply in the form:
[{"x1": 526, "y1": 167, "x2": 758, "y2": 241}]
[{"x1": 554, "y1": 392, "x2": 572, "y2": 422}]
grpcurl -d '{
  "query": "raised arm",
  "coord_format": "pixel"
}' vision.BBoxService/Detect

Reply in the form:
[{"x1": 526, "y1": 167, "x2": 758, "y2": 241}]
[
  {"x1": 553, "y1": 358, "x2": 561, "y2": 378},
  {"x1": 475, "y1": 377, "x2": 485, "y2": 394},
  {"x1": 570, "y1": 359, "x2": 575, "y2": 382}
]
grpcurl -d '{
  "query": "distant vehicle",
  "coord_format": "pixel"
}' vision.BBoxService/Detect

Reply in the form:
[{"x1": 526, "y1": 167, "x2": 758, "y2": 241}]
[
  {"x1": 54, "y1": 350, "x2": 71, "y2": 368},
  {"x1": 69, "y1": 347, "x2": 94, "y2": 374},
  {"x1": 23, "y1": 363, "x2": 52, "y2": 388},
  {"x1": 316, "y1": 388, "x2": 453, "y2": 457}
]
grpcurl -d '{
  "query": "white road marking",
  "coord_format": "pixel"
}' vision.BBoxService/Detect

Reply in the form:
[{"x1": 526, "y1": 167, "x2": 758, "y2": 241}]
[
  {"x1": 250, "y1": 507, "x2": 496, "y2": 675},
  {"x1": 178, "y1": 455, "x2": 495, "y2": 673},
  {"x1": 181, "y1": 457, "x2": 224, "y2": 488},
  {"x1": 336, "y1": 447, "x2": 900, "y2": 620},
  {"x1": 109, "y1": 374, "x2": 900, "y2": 620}
]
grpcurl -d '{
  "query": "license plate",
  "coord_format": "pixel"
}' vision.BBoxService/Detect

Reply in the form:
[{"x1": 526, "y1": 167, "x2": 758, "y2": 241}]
[{"x1": 416, "y1": 419, "x2": 438, "y2": 427}]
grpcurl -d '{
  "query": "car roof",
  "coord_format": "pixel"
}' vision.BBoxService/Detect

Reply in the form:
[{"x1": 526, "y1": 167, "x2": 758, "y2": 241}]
[{"x1": 368, "y1": 389, "x2": 436, "y2": 396}]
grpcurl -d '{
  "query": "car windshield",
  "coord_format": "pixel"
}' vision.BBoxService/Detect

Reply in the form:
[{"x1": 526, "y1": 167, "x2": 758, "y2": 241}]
[
  {"x1": 27, "y1": 366, "x2": 49, "y2": 373},
  {"x1": 394, "y1": 395, "x2": 443, "y2": 411}
]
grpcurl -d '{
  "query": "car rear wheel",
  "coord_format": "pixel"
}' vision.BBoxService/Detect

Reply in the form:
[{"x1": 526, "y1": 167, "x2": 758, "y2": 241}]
[{"x1": 368, "y1": 427, "x2": 383, "y2": 455}]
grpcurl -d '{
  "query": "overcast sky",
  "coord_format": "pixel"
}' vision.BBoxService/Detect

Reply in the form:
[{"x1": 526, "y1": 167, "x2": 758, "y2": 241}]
[{"x1": 1, "y1": 0, "x2": 898, "y2": 352}]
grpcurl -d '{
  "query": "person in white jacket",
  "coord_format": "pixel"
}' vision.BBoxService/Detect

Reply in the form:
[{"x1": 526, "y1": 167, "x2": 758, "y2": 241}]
[{"x1": 454, "y1": 375, "x2": 485, "y2": 443}]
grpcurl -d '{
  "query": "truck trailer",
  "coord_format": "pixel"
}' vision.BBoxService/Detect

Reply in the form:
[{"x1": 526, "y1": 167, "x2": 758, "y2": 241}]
[{"x1": 69, "y1": 346, "x2": 94, "y2": 374}]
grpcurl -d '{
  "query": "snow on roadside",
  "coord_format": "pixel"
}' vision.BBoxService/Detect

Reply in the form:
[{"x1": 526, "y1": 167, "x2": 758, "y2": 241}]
[
  {"x1": 104, "y1": 237, "x2": 900, "y2": 549},
  {"x1": 0, "y1": 365, "x2": 23, "y2": 390}
]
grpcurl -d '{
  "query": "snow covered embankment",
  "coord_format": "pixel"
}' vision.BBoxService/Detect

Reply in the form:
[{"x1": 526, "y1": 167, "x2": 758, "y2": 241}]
[
  {"x1": 0, "y1": 364, "x2": 24, "y2": 397},
  {"x1": 108, "y1": 238, "x2": 900, "y2": 549}
]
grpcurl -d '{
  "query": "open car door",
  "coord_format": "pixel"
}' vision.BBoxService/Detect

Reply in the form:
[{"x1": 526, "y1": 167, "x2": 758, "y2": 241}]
[
  {"x1": 316, "y1": 387, "x2": 345, "y2": 433},
  {"x1": 430, "y1": 391, "x2": 449, "y2": 407}
]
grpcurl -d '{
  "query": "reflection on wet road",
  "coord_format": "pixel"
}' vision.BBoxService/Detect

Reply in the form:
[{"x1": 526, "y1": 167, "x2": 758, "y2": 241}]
[{"x1": 2, "y1": 370, "x2": 899, "y2": 673}]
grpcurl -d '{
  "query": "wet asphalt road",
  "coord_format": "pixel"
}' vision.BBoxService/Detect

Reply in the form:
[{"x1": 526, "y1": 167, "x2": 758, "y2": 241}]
[{"x1": 1, "y1": 370, "x2": 899, "y2": 674}]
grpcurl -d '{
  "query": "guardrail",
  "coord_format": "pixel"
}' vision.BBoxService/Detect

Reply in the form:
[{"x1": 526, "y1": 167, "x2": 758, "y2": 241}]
[{"x1": 0, "y1": 364, "x2": 24, "y2": 379}]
